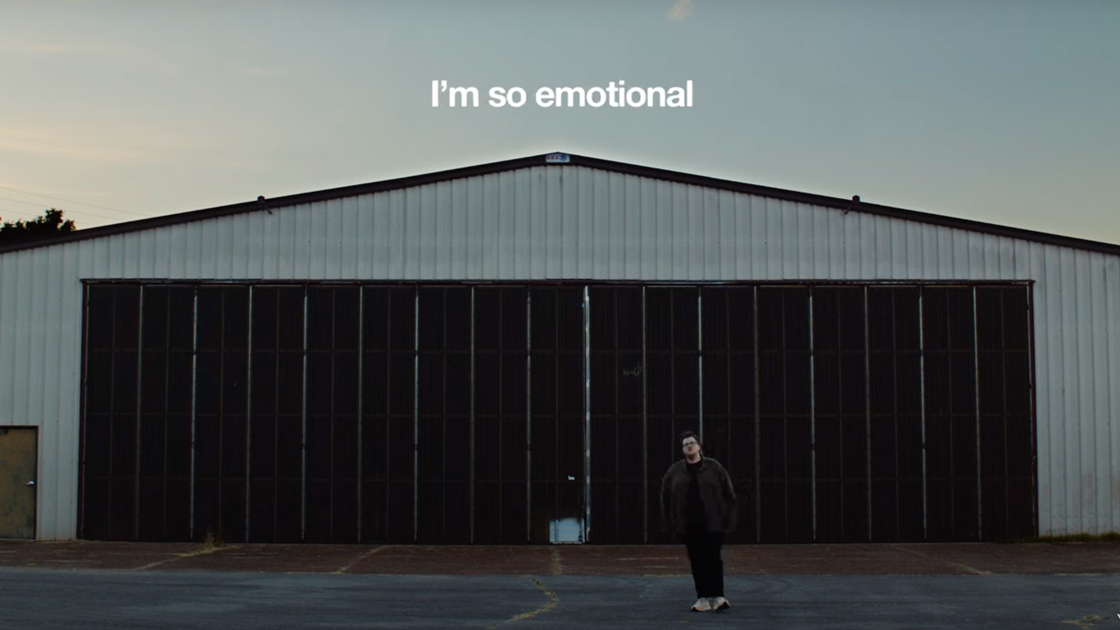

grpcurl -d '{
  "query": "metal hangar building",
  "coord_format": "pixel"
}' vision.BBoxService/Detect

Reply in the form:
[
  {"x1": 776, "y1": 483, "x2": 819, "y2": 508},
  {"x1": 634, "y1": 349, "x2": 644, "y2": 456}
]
[{"x1": 1, "y1": 152, "x2": 1117, "y2": 544}]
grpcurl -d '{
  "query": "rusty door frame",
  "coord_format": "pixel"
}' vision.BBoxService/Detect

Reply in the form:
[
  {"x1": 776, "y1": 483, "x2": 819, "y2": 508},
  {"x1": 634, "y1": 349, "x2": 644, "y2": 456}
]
[{"x1": 0, "y1": 425, "x2": 39, "y2": 540}]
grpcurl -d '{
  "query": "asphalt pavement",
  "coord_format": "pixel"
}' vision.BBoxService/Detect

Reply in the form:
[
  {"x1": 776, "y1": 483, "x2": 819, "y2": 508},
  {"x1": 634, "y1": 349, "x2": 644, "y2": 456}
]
[
  {"x1": 1, "y1": 542, "x2": 1118, "y2": 629},
  {"x1": 2, "y1": 568, "x2": 1118, "y2": 629}
]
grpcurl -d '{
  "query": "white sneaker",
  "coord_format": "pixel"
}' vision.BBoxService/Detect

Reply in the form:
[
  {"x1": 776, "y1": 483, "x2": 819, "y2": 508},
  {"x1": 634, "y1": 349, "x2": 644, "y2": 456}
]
[
  {"x1": 712, "y1": 596, "x2": 730, "y2": 610},
  {"x1": 691, "y1": 598, "x2": 712, "y2": 612}
]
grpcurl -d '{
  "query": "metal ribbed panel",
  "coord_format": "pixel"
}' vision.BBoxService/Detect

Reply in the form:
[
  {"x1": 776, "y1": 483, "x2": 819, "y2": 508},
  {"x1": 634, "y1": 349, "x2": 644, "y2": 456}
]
[
  {"x1": 1091, "y1": 251, "x2": 1111, "y2": 532},
  {"x1": 42, "y1": 245, "x2": 64, "y2": 533},
  {"x1": 2, "y1": 164, "x2": 1120, "y2": 538},
  {"x1": 12, "y1": 251, "x2": 33, "y2": 428},
  {"x1": 1072, "y1": 251, "x2": 1091, "y2": 533},
  {"x1": 1038, "y1": 245, "x2": 1062, "y2": 533},
  {"x1": 26, "y1": 248, "x2": 48, "y2": 470},
  {"x1": 1060, "y1": 247, "x2": 1082, "y2": 533},
  {"x1": 1109, "y1": 255, "x2": 1120, "y2": 531},
  {"x1": 0, "y1": 250, "x2": 17, "y2": 428}
]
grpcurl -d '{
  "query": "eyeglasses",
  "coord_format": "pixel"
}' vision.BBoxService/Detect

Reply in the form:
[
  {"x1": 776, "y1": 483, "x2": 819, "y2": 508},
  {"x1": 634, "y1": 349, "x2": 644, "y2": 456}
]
[{"x1": 681, "y1": 440, "x2": 699, "y2": 448}]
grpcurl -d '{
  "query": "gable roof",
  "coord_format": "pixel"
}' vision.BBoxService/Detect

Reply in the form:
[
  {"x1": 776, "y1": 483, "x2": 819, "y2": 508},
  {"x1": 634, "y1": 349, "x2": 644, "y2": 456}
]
[{"x1": 2, "y1": 152, "x2": 1118, "y2": 257}]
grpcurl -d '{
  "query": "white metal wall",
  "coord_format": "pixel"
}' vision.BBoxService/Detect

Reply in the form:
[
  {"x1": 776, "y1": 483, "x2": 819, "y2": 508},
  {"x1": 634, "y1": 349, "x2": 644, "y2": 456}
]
[{"x1": 0, "y1": 165, "x2": 1117, "y2": 539}]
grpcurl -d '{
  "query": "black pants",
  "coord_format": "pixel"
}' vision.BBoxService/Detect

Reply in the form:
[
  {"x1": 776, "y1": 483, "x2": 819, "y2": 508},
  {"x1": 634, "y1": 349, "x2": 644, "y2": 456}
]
[{"x1": 683, "y1": 531, "x2": 724, "y2": 598}]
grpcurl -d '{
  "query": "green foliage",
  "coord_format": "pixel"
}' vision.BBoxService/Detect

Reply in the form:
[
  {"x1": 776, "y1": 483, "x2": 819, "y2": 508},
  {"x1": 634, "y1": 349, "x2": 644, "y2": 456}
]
[{"x1": 0, "y1": 208, "x2": 77, "y2": 243}]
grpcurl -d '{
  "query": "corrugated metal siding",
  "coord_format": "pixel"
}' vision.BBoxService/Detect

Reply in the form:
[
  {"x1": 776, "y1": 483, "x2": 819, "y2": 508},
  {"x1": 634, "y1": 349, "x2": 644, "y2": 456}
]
[{"x1": 1, "y1": 165, "x2": 1118, "y2": 538}]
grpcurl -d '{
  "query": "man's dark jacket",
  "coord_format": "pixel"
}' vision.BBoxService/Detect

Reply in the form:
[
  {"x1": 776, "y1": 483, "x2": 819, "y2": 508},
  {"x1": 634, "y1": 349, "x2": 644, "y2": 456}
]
[{"x1": 660, "y1": 457, "x2": 737, "y2": 537}]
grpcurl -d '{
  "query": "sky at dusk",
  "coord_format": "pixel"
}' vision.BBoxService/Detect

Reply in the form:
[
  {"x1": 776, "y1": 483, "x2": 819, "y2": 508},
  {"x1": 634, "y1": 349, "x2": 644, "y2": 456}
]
[{"x1": 1, "y1": 0, "x2": 1118, "y2": 245}]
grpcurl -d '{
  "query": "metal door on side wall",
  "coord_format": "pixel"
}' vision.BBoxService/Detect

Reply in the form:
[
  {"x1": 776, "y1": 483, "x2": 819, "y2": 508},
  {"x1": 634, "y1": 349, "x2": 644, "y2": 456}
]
[{"x1": 0, "y1": 427, "x2": 37, "y2": 539}]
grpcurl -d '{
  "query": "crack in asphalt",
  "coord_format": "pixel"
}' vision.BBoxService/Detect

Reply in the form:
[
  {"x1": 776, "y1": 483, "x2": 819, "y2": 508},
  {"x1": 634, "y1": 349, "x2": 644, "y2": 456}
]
[
  {"x1": 550, "y1": 547, "x2": 563, "y2": 575},
  {"x1": 132, "y1": 544, "x2": 232, "y2": 571},
  {"x1": 333, "y1": 545, "x2": 386, "y2": 574},
  {"x1": 889, "y1": 544, "x2": 992, "y2": 576},
  {"x1": 495, "y1": 577, "x2": 559, "y2": 627}
]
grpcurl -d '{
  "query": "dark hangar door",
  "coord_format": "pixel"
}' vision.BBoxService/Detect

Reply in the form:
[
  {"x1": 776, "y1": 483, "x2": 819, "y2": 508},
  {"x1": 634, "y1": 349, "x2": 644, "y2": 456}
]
[{"x1": 80, "y1": 281, "x2": 1035, "y2": 544}]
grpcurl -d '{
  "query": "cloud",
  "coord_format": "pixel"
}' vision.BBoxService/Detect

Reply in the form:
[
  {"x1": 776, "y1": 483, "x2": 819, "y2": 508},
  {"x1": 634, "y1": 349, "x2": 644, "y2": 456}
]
[
  {"x1": 0, "y1": 181, "x2": 111, "y2": 199},
  {"x1": 236, "y1": 63, "x2": 310, "y2": 79},
  {"x1": 25, "y1": 43, "x2": 75, "y2": 54},
  {"x1": 2, "y1": 39, "x2": 133, "y2": 56},
  {"x1": 0, "y1": 125, "x2": 210, "y2": 164},
  {"x1": 0, "y1": 131, "x2": 153, "y2": 162},
  {"x1": 668, "y1": 0, "x2": 695, "y2": 21},
  {"x1": 238, "y1": 66, "x2": 283, "y2": 78}
]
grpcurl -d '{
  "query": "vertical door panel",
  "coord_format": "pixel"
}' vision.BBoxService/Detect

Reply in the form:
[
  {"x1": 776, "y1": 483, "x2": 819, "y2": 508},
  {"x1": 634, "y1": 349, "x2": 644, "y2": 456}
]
[
  {"x1": 192, "y1": 287, "x2": 250, "y2": 543},
  {"x1": 757, "y1": 287, "x2": 813, "y2": 542},
  {"x1": 360, "y1": 287, "x2": 416, "y2": 543},
  {"x1": 923, "y1": 287, "x2": 980, "y2": 541},
  {"x1": 589, "y1": 286, "x2": 644, "y2": 543},
  {"x1": 81, "y1": 285, "x2": 139, "y2": 540},
  {"x1": 529, "y1": 287, "x2": 586, "y2": 543},
  {"x1": 976, "y1": 286, "x2": 1035, "y2": 540},
  {"x1": 812, "y1": 287, "x2": 869, "y2": 542},
  {"x1": 473, "y1": 287, "x2": 529, "y2": 543},
  {"x1": 304, "y1": 287, "x2": 361, "y2": 543},
  {"x1": 248, "y1": 287, "x2": 305, "y2": 542},
  {"x1": 867, "y1": 287, "x2": 924, "y2": 541},
  {"x1": 645, "y1": 287, "x2": 700, "y2": 544},
  {"x1": 416, "y1": 287, "x2": 471, "y2": 543},
  {"x1": 700, "y1": 287, "x2": 757, "y2": 543}
]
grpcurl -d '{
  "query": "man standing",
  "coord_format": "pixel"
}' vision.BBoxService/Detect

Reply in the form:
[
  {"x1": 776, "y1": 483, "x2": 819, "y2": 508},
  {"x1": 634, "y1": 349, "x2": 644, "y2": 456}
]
[{"x1": 660, "y1": 430, "x2": 737, "y2": 612}]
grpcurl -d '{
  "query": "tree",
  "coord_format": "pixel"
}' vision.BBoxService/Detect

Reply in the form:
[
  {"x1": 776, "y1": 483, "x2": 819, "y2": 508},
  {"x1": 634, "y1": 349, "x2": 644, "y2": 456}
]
[{"x1": 0, "y1": 208, "x2": 77, "y2": 243}]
